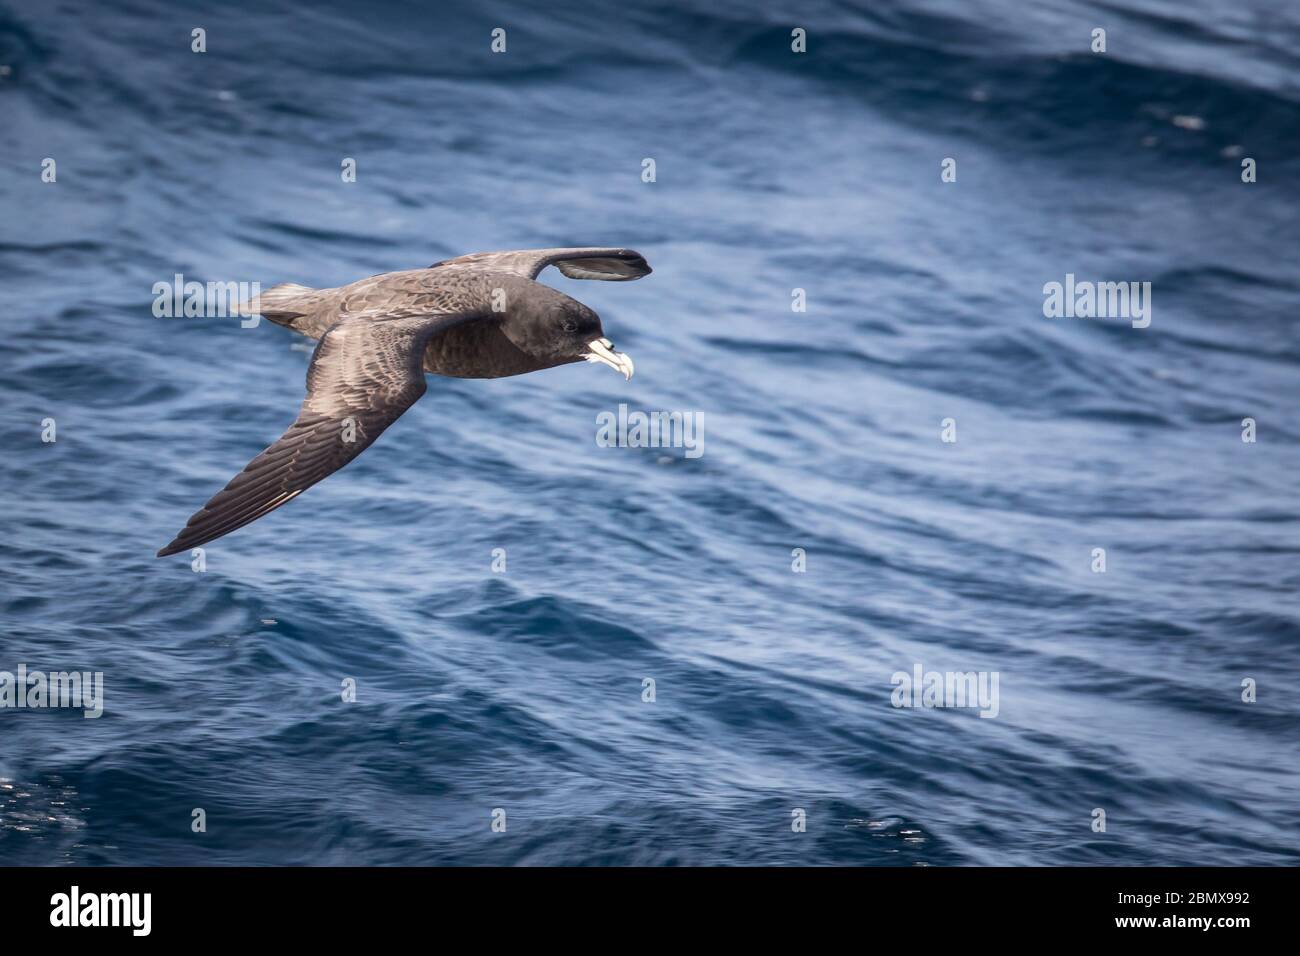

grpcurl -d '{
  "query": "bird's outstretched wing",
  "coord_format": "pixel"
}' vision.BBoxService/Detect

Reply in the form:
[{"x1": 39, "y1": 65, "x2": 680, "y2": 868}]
[
  {"x1": 429, "y1": 247, "x2": 651, "y2": 282},
  {"x1": 157, "y1": 314, "x2": 469, "y2": 557}
]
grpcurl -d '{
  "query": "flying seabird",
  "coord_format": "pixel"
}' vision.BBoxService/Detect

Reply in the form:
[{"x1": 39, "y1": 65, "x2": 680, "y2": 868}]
[{"x1": 156, "y1": 247, "x2": 651, "y2": 557}]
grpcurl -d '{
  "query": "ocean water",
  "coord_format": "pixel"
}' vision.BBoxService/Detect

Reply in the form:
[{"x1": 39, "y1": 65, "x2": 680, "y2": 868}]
[{"x1": 1, "y1": 0, "x2": 1298, "y2": 866}]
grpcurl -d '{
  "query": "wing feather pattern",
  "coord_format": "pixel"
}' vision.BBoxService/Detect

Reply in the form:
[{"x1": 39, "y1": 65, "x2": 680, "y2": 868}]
[
  {"x1": 429, "y1": 247, "x2": 651, "y2": 282},
  {"x1": 157, "y1": 314, "x2": 466, "y2": 556}
]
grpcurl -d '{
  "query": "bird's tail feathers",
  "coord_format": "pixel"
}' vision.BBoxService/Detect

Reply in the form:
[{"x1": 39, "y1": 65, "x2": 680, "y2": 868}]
[{"x1": 238, "y1": 282, "x2": 317, "y2": 321}]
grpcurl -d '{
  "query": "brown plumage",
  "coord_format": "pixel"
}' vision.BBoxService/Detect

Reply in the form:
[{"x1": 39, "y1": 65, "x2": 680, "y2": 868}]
[{"x1": 157, "y1": 248, "x2": 650, "y2": 557}]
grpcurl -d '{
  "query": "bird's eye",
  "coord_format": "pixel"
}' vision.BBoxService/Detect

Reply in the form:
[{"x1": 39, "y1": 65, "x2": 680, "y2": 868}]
[{"x1": 562, "y1": 320, "x2": 578, "y2": 333}]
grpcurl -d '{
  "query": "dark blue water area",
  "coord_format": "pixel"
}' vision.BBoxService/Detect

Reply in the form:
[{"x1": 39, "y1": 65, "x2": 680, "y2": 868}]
[{"x1": 1, "y1": 0, "x2": 1298, "y2": 865}]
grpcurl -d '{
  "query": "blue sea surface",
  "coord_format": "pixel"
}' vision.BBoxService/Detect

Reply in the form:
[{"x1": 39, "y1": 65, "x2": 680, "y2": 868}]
[{"x1": 1, "y1": 0, "x2": 1298, "y2": 865}]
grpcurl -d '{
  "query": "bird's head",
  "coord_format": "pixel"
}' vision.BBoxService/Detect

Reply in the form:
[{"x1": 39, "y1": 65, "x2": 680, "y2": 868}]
[{"x1": 495, "y1": 279, "x2": 634, "y2": 380}]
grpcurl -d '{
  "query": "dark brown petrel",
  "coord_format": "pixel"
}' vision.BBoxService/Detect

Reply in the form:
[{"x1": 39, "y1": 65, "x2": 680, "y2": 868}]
[{"x1": 157, "y1": 247, "x2": 650, "y2": 557}]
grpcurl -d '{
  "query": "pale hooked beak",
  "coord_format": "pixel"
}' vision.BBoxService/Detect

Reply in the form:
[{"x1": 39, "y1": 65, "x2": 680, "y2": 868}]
[{"x1": 585, "y1": 337, "x2": 635, "y2": 381}]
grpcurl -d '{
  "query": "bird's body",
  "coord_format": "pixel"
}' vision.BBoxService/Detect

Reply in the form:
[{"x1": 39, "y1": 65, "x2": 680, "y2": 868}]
[
  {"x1": 157, "y1": 247, "x2": 650, "y2": 557},
  {"x1": 259, "y1": 269, "x2": 571, "y2": 378}
]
